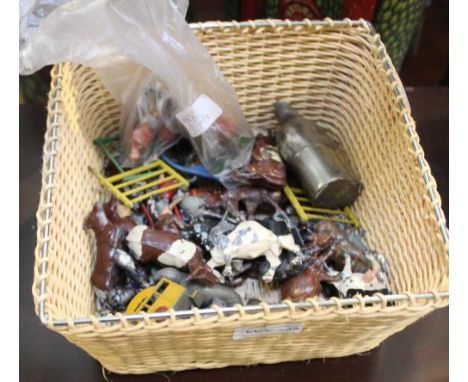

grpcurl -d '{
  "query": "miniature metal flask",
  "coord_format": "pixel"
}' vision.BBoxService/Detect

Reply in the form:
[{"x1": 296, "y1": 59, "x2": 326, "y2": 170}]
[{"x1": 275, "y1": 102, "x2": 362, "y2": 208}]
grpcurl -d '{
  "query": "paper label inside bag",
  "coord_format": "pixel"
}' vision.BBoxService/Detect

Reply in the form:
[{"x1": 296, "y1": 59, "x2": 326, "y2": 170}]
[
  {"x1": 233, "y1": 324, "x2": 303, "y2": 340},
  {"x1": 176, "y1": 95, "x2": 223, "y2": 137}
]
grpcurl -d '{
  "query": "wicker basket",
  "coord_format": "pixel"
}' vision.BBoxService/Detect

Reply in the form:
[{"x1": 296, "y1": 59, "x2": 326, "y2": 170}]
[{"x1": 33, "y1": 19, "x2": 449, "y2": 374}]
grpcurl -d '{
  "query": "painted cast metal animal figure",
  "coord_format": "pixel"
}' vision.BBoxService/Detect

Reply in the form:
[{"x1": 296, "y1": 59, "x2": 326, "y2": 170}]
[
  {"x1": 104, "y1": 196, "x2": 137, "y2": 234},
  {"x1": 207, "y1": 220, "x2": 302, "y2": 283},
  {"x1": 153, "y1": 213, "x2": 185, "y2": 235},
  {"x1": 329, "y1": 254, "x2": 390, "y2": 298},
  {"x1": 83, "y1": 202, "x2": 140, "y2": 307},
  {"x1": 221, "y1": 188, "x2": 282, "y2": 219},
  {"x1": 125, "y1": 225, "x2": 218, "y2": 285},
  {"x1": 232, "y1": 136, "x2": 287, "y2": 190},
  {"x1": 312, "y1": 220, "x2": 373, "y2": 273},
  {"x1": 280, "y1": 250, "x2": 337, "y2": 301}
]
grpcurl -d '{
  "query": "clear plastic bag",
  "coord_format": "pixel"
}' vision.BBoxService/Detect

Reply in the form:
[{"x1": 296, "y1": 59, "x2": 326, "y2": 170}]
[
  {"x1": 20, "y1": 0, "x2": 255, "y2": 186},
  {"x1": 112, "y1": 68, "x2": 182, "y2": 165}
]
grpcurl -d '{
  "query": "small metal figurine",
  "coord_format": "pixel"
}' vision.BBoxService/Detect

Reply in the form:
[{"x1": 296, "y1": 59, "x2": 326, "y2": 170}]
[
  {"x1": 128, "y1": 122, "x2": 157, "y2": 164},
  {"x1": 207, "y1": 220, "x2": 302, "y2": 283},
  {"x1": 275, "y1": 101, "x2": 362, "y2": 208},
  {"x1": 311, "y1": 221, "x2": 373, "y2": 273},
  {"x1": 301, "y1": 220, "x2": 390, "y2": 298},
  {"x1": 83, "y1": 202, "x2": 141, "y2": 309},
  {"x1": 280, "y1": 250, "x2": 337, "y2": 302},
  {"x1": 153, "y1": 212, "x2": 185, "y2": 235},
  {"x1": 221, "y1": 188, "x2": 282, "y2": 219},
  {"x1": 328, "y1": 254, "x2": 390, "y2": 298},
  {"x1": 229, "y1": 251, "x2": 308, "y2": 286},
  {"x1": 104, "y1": 196, "x2": 137, "y2": 234},
  {"x1": 180, "y1": 188, "x2": 283, "y2": 220},
  {"x1": 232, "y1": 136, "x2": 287, "y2": 190},
  {"x1": 179, "y1": 195, "x2": 206, "y2": 216},
  {"x1": 107, "y1": 285, "x2": 139, "y2": 312},
  {"x1": 221, "y1": 218, "x2": 306, "y2": 284},
  {"x1": 125, "y1": 225, "x2": 218, "y2": 285},
  {"x1": 126, "y1": 78, "x2": 180, "y2": 164},
  {"x1": 186, "y1": 216, "x2": 224, "y2": 252},
  {"x1": 179, "y1": 189, "x2": 226, "y2": 217}
]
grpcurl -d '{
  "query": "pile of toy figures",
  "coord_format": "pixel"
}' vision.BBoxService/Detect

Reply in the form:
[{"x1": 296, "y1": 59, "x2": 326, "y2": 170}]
[{"x1": 85, "y1": 102, "x2": 391, "y2": 316}]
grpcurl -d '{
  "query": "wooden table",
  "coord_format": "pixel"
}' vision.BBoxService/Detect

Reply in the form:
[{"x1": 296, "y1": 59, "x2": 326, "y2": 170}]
[{"x1": 19, "y1": 87, "x2": 448, "y2": 382}]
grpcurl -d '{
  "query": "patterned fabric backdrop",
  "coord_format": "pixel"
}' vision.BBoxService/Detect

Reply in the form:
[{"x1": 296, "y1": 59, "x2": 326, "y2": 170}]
[{"x1": 20, "y1": 0, "x2": 429, "y2": 103}]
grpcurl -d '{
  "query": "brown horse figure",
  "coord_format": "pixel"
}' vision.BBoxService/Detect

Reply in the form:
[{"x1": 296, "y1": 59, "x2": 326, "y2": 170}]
[
  {"x1": 221, "y1": 188, "x2": 282, "y2": 219},
  {"x1": 280, "y1": 249, "x2": 337, "y2": 302},
  {"x1": 232, "y1": 136, "x2": 287, "y2": 190},
  {"x1": 312, "y1": 221, "x2": 372, "y2": 273},
  {"x1": 84, "y1": 202, "x2": 139, "y2": 304},
  {"x1": 104, "y1": 196, "x2": 137, "y2": 234}
]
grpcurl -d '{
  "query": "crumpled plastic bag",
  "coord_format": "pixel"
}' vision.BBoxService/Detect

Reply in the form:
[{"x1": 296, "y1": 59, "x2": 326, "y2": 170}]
[{"x1": 20, "y1": 0, "x2": 255, "y2": 187}]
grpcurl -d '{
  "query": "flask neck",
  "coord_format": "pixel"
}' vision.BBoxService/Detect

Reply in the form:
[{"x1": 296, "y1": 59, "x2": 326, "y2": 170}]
[{"x1": 274, "y1": 101, "x2": 298, "y2": 125}]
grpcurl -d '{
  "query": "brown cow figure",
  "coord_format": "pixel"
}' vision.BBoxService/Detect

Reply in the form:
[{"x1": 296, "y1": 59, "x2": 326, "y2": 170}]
[{"x1": 125, "y1": 225, "x2": 218, "y2": 285}]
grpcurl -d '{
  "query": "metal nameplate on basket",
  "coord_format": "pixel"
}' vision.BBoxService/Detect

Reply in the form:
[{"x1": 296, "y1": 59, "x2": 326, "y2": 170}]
[
  {"x1": 233, "y1": 324, "x2": 303, "y2": 340},
  {"x1": 283, "y1": 184, "x2": 360, "y2": 227}
]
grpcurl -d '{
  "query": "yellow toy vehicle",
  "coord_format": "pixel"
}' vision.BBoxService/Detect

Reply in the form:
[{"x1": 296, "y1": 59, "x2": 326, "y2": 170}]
[{"x1": 126, "y1": 277, "x2": 199, "y2": 314}]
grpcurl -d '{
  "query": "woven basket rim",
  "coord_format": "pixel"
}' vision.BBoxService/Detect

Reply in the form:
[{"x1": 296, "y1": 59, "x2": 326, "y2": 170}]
[{"x1": 33, "y1": 19, "x2": 449, "y2": 330}]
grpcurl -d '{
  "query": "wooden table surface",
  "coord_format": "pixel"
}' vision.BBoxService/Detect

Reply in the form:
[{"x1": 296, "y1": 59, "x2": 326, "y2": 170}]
[{"x1": 19, "y1": 87, "x2": 449, "y2": 382}]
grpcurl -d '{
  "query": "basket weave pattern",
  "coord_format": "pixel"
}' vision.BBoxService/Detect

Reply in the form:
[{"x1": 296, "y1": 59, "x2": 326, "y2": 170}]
[{"x1": 32, "y1": 19, "x2": 448, "y2": 374}]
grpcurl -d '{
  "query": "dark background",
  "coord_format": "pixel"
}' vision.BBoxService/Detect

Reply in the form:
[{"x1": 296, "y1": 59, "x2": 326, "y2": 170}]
[
  {"x1": 186, "y1": 0, "x2": 448, "y2": 86},
  {"x1": 19, "y1": 0, "x2": 448, "y2": 103},
  {"x1": 20, "y1": 0, "x2": 449, "y2": 380}
]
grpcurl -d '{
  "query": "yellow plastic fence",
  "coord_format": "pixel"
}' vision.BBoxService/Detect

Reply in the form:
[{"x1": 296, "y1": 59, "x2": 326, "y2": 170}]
[
  {"x1": 90, "y1": 160, "x2": 189, "y2": 208},
  {"x1": 283, "y1": 184, "x2": 360, "y2": 227}
]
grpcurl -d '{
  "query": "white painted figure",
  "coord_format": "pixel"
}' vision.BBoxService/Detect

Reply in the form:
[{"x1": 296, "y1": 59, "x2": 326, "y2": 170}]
[
  {"x1": 207, "y1": 220, "x2": 302, "y2": 283},
  {"x1": 330, "y1": 254, "x2": 389, "y2": 297}
]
